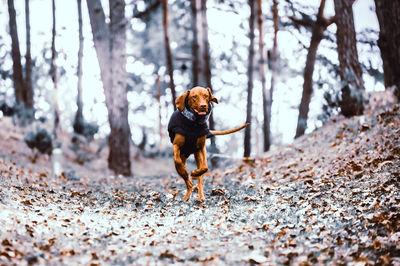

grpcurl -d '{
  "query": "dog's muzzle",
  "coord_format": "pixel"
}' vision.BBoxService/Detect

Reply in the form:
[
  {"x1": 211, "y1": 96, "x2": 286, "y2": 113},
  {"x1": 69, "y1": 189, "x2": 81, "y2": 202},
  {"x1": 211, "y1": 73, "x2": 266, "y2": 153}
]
[{"x1": 181, "y1": 103, "x2": 213, "y2": 124}]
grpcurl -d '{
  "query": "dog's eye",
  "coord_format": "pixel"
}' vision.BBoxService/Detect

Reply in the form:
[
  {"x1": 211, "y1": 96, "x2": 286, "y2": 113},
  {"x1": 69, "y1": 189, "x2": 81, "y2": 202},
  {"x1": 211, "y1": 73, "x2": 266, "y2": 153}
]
[{"x1": 192, "y1": 95, "x2": 198, "y2": 99}]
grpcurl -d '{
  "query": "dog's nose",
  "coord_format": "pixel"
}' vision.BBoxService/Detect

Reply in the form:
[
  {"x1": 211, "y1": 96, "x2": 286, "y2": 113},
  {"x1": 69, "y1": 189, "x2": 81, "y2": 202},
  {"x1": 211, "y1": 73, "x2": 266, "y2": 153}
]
[{"x1": 200, "y1": 103, "x2": 207, "y2": 109}]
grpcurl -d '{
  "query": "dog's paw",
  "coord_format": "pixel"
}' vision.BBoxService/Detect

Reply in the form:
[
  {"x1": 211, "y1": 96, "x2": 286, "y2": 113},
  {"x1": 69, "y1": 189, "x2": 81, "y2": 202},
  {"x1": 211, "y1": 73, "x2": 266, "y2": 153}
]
[
  {"x1": 191, "y1": 167, "x2": 208, "y2": 177},
  {"x1": 183, "y1": 191, "x2": 192, "y2": 201},
  {"x1": 196, "y1": 195, "x2": 205, "y2": 202}
]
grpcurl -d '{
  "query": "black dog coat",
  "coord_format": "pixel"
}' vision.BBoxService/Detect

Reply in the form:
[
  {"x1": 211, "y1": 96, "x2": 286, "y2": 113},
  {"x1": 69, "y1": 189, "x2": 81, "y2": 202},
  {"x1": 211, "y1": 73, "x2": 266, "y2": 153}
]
[{"x1": 168, "y1": 107, "x2": 213, "y2": 158}]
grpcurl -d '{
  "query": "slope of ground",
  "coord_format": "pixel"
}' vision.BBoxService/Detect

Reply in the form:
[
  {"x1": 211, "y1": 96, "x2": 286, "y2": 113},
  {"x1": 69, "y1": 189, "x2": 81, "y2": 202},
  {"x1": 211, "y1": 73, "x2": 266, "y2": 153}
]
[
  {"x1": 0, "y1": 98, "x2": 399, "y2": 265},
  {"x1": 0, "y1": 117, "x2": 176, "y2": 180}
]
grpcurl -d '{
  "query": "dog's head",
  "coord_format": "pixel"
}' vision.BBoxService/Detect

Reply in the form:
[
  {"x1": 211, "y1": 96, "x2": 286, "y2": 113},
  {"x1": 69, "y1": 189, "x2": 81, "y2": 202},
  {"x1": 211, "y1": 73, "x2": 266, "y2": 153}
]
[{"x1": 176, "y1": 86, "x2": 218, "y2": 115}]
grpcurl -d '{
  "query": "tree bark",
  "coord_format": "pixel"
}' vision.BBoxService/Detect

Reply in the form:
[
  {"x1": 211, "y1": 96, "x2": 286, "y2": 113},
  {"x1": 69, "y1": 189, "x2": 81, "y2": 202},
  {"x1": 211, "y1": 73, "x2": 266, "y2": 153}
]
[
  {"x1": 190, "y1": 0, "x2": 209, "y2": 87},
  {"x1": 295, "y1": 0, "x2": 333, "y2": 138},
  {"x1": 7, "y1": 0, "x2": 24, "y2": 106},
  {"x1": 87, "y1": 0, "x2": 132, "y2": 176},
  {"x1": 51, "y1": 0, "x2": 60, "y2": 138},
  {"x1": 268, "y1": 0, "x2": 279, "y2": 149},
  {"x1": 74, "y1": 0, "x2": 84, "y2": 133},
  {"x1": 190, "y1": 0, "x2": 217, "y2": 150},
  {"x1": 244, "y1": 0, "x2": 255, "y2": 157},
  {"x1": 162, "y1": 0, "x2": 177, "y2": 110},
  {"x1": 156, "y1": 75, "x2": 164, "y2": 149},
  {"x1": 108, "y1": 0, "x2": 131, "y2": 176},
  {"x1": 191, "y1": 0, "x2": 200, "y2": 86},
  {"x1": 200, "y1": 0, "x2": 216, "y2": 150},
  {"x1": 334, "y1": 0, "x2": 364, "y2": 117},
  {"x1": 374, "y1": 0, "x2": 400, "y2": 101},
  {"x1": 24, "y1": 0, "x2": 33, "y2": 108},
  {"x1": 256, "y1": 0, "x2": 271, "y2": 152}
]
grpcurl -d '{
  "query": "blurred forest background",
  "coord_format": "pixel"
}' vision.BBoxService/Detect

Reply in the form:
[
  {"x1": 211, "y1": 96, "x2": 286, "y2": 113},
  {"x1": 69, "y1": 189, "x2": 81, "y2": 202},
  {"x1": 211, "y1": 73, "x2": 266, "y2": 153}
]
[{"x1": 0, "y1": 0, "x2": 399, "y2": 176}]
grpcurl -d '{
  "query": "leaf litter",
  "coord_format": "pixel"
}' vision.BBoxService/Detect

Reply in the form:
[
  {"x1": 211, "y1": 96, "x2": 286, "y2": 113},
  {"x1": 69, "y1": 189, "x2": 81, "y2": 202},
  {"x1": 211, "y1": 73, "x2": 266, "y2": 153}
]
[{"x1": 0, "y1": 103, "x2": 399, "y2": 265}]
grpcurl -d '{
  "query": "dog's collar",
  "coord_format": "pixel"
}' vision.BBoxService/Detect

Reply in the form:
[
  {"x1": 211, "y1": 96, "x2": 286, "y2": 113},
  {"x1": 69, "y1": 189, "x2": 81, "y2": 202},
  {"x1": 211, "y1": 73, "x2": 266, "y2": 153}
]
[{"x1": 181, "y1": 103, "x2": 213, "y2": 124}]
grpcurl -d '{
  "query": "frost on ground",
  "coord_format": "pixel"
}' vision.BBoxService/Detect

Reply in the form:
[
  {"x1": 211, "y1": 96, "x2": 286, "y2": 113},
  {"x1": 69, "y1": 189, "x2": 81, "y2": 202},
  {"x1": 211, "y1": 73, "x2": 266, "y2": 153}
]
[{"x1": 0, "y1": 104, "x2": 400, "y2": 265}]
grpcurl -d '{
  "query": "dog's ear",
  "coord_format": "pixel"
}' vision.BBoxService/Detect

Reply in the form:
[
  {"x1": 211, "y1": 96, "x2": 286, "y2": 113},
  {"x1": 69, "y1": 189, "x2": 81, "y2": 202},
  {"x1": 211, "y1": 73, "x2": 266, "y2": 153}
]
[
  {"x1": 176, "y1": 90, "x2": 190, "y2": 112},
  {"x1": 207, "y1": 88, "x2": 219, "y2": 104}
]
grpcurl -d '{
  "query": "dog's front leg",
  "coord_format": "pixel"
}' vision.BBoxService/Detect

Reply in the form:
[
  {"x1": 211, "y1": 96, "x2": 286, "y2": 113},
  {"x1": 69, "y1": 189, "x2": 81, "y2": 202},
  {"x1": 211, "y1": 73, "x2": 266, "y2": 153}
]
[
  {"x1": 173, "y1": 134, "x2": 193, "y2": 201},
  {"x1": 193, "y1": 136, "x2": 208, "y2": 202}
]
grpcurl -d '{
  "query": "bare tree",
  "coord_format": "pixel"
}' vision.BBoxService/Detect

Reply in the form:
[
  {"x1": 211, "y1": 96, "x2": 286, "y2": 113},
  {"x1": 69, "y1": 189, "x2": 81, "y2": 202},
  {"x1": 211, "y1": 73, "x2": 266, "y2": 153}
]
[
  {"x1": 191, "y1": 0, "x2": 217, "y2": 150},
  {"x1": 51, "y1": 0, "x2": 60, "y2": 138},
  {"x1": 191, "y1": 0, "x2": 201, "y2": 86},
  {"x1": 244, "y1": 0, "x2": 256, "y2": 157},
  {"x1": 24, "y1": 0, "x2": 33, "y2": 109},
  {"x1": 294, "y1": 0, "x2": 334, "y2": 138},
  {"x1": 191, "y1": 0, "x2": 211, "y2": 87},
  {"x1": 156, "y1": 75, "x2": 164, "y2": 149},
  {"x1": 267, "y1": 0, "x2": 279, "y2": 148},
  {"x1": 374, "y1": 0, "x2": 400, "y2": 101},
  {"x1": 334, "y1": 0, "x2": 364, "y2": 117},
  {"x1": 73, "y1": 0, "x2": 84, "y2": 133},
  {"x1": 87, "y1": 0, "x2": 132, "y2": 176},
  {"x1": 256, "y1": 0, "x2": 271, "y2": 152},
  {"x1": 200, "y1": 0, "x2": 216, "y2": 144},
  {"x1": 7, "y1": 0, "x2": 34, "y2": 117},
  {"x1": 7, "y1": 0, "x2": 24, "y2": 106},
  {"x1": 162, "y1": 0, "x2": 177, "y2": 110}
]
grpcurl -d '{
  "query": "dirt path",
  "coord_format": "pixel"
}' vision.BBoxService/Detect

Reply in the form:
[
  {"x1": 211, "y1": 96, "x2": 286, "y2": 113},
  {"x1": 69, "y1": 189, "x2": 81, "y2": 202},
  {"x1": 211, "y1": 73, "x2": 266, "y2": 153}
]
[{"x1": 0, "y1": 104, "x2": 399, "y2": 265}]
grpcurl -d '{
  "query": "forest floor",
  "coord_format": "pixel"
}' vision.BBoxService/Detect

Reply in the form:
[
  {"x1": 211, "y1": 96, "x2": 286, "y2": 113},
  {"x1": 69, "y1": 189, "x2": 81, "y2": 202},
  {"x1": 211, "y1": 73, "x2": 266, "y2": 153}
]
[{"x1": 0, "y1": 91, "x2": 399, "y2": 265}]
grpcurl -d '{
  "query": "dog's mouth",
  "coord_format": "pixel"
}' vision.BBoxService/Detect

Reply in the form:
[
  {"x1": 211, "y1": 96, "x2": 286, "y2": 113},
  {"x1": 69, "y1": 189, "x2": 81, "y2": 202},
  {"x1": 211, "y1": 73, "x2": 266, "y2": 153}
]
[{"x1": 194, "y1": 109, "x2": 207, "y2": 116}]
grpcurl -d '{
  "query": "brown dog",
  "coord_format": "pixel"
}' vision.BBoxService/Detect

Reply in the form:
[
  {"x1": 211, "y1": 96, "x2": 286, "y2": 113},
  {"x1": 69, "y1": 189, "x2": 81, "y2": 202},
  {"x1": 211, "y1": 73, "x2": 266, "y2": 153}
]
[{"x1": 168, "y1": 86, "x2": 248, "y2": 201}]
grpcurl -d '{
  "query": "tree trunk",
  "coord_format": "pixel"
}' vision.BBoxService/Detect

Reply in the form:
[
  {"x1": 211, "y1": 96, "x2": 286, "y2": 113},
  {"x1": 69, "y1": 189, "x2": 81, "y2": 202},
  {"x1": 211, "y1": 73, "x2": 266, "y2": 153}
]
[
  {"x1": 374, "y1": 0, "x2": 400, "y2": 101},
  {"x1": 162, "y1": 0, "x2": 177, "y2": 110},
  {"x1": 200, "y1": 0, "x2": 212, "y2": 89},
  {"x1": 190, "y1": 0, "x2": 217, "y2": 150},
  {"x1": 334, "y1": 0, "x2": 364, "y2": 117},
  {"x1": 190, "y1": 0, "x2": 208, "y2": 87},
  {"x1": 51, "y1": 0, "x2": 60, "y2": 138},
  {"x1": 268, "y1": 0, "x2": 279, "y2": 148},
  {"x1": 108, "y1": 0, "x2": 131, "y2": 176},
  {"x1": 74, "y1": 0, "x2": 84, "y2": 133},
  {"x1": 191, "y1": 0, "x2": 200, "y2": 86},
  {"x1": 156, "y1": 75, "x2": 164, "y2": 149},
  {"x1": 244, "y1": 0, "x2": 255, "y2": 157},
  {"x1": 200, "y1": 0, "x2": 217, "y2": 151},
  {"x1": 87, "y1": 0, "x2": 132, "y2": 176},
  {"x1": 295, "y1": 0, "x2": 332, "y2": 138},
  {"x1": 24, "y1": 0, "x2": 33, "y2": 109},
  {"x1": 256, "y1": 0, "x2": 271, "y2": 152},
  {"x1": 7, "y1": 0, "x2": 24, "y2": 106}
]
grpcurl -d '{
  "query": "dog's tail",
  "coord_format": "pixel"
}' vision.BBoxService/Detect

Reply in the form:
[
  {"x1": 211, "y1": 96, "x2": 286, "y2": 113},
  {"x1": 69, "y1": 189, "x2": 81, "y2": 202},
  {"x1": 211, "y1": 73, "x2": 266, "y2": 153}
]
[{"x1": 210, "y1": 123, "x2": 249, "y2": 136}]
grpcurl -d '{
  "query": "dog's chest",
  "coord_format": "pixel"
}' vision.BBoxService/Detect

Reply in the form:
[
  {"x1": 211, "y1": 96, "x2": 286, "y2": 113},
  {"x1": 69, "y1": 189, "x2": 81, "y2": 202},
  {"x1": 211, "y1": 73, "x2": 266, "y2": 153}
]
[{"x1": 168, "y1": 110, "x2": 211, "y2": 157}]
